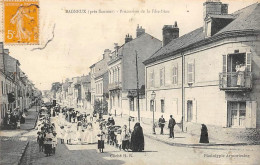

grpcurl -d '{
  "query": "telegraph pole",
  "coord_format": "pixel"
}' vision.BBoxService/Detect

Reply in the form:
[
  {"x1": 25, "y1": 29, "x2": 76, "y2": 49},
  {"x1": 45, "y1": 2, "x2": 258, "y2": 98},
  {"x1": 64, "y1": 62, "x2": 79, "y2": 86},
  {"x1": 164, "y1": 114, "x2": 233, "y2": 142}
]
[{"x1": 135, "y1": 50, "x2": 140, "y2": 122}]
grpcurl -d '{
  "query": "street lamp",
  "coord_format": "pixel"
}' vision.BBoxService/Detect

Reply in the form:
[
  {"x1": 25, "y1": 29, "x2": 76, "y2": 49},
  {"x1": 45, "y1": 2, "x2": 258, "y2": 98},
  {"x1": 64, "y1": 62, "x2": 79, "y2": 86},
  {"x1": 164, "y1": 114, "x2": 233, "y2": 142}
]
[{"x1": 151, "y1": 91, "x2": 156, "y2": 134}]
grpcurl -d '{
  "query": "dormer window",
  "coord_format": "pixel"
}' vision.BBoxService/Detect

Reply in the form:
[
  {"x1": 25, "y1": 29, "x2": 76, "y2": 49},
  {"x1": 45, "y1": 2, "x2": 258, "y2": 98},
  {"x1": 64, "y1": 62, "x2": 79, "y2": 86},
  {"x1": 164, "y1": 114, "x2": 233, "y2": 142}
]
[{"x1": 206, "y1": 20, "x2": 212, "y2": 37}]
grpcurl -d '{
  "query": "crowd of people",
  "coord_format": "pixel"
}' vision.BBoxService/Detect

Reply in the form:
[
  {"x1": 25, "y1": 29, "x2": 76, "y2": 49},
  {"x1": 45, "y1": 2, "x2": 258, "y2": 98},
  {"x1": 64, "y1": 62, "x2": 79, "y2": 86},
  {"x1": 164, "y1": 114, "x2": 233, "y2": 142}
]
[
  {"x1": 4, "y1": 107, "x2": 25, "y2": 129},
  {"x1": 35, "y1": 104, "x2": 146, "y2": 155}
]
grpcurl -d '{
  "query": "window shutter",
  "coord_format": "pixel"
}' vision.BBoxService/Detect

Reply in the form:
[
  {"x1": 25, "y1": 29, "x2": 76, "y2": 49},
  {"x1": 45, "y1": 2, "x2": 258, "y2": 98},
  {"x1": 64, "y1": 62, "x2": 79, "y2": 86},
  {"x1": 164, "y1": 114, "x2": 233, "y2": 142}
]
[
  {"x1": 193, "y1": 99, "x2": 197, "y2": 123},
  {"x1": 176, "y1": 64, "x2": 178, "y2": 85},
  {"x1": 251, "y1": 101, "x2": 257, "y2": 128},
  {"x1": 246, "y1": 101, "x2": 252, "y2": 128},
  {"x1": 222, "y1": 55, "x2": 227, "y2": 73},
  {"x1": 163, "y1": 67, "x2": 165, "y2": 86},
  {"x1": 246, "y1": 52, "x2": 252, "y2": 73},
  {"x1": 193, "y1": 59, "x2": 195, "y2": 83}
]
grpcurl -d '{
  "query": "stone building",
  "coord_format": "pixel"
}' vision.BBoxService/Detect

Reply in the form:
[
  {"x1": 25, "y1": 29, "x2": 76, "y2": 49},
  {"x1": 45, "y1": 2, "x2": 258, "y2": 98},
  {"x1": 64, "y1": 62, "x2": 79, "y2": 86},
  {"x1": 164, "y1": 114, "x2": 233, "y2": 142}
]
[
  {"x1": 144, "y1": 0, "x2": 260, "y2": 140},
  {"x1": 108, "y1": 25, "x2": 162, "y2": 117},
  {"x1": 90, "y1": 49, "x2": 111, "y2": 111}
]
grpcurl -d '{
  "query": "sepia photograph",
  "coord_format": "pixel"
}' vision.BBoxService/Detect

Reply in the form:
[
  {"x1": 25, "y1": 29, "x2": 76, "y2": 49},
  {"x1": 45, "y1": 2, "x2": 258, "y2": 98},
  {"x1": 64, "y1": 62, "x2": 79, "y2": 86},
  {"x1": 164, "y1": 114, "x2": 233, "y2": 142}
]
[{"x1": 0, "y1": 0, "x2": 259, "y2": 164}]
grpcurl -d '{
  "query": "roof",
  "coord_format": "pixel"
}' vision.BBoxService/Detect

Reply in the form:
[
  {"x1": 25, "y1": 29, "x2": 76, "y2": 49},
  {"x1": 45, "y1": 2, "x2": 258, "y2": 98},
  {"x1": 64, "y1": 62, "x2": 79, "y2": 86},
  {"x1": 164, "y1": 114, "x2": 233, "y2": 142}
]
[
  {"x1": 81, "y1": 75, "x2": 91, "y2": 83},
  {"x1": 145, "y1": 27, "x2": 204, "y2": 63},
  {"x1": 144, "y1": 3, "x2": 260, "y2": 65},
  {"x1": 207, "y1": 14, "x2": 235, "y2": 19}
]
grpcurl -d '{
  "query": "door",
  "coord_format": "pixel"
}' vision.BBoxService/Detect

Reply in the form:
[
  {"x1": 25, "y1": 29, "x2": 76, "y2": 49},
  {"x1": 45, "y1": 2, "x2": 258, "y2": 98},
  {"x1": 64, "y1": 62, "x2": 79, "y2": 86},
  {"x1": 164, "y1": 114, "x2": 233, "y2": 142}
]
[{"x1": 187, "y1": 100, "x2": 193, "y2": 122}]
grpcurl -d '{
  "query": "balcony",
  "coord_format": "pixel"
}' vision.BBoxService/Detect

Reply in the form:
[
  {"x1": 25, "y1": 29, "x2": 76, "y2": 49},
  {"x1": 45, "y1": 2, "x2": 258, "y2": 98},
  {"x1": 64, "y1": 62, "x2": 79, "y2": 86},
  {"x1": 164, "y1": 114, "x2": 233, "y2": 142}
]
[
  {"x1": 108, "y1": 82, "x2": 122, "y2": 90},
  {"x1": 219, "y1": 72, "x2": 252, "y2": 91}
]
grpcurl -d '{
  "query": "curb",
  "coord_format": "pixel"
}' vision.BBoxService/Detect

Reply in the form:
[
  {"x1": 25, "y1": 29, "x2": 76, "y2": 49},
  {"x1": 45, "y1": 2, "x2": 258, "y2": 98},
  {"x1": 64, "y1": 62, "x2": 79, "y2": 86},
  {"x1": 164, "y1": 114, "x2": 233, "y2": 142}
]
[
  {"x1": 144, "y1": 134, "x2": 260, "y2": 147},
  {"x1": 17, "y1": 141, "x2": 29, "y2": 165}
]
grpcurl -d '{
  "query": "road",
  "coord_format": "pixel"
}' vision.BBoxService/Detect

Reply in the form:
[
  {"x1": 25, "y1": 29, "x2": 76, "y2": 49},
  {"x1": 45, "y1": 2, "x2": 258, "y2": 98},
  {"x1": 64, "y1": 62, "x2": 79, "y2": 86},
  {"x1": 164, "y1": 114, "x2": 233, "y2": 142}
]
[{"x1": 20, "y1": 129, "x2": 259, "y2": 165}]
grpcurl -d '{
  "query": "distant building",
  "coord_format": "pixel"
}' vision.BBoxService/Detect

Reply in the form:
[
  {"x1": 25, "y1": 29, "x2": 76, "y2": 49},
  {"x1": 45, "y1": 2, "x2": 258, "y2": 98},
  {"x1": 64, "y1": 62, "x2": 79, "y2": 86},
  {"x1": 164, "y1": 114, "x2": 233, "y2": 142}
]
[
  {"x1": 90, "y1": 49, "x2": 111, "y2": 111},
  {"x1": 108, "y1": 26, "x2": 162, "y2": 117}
]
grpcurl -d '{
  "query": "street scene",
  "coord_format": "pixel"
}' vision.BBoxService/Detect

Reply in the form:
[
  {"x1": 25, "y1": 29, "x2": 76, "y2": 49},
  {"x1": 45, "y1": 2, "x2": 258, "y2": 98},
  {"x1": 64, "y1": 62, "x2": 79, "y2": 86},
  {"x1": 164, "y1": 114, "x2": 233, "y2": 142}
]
[{"x1": 0, "y1": 0, "x2": 260, "y2": 164}]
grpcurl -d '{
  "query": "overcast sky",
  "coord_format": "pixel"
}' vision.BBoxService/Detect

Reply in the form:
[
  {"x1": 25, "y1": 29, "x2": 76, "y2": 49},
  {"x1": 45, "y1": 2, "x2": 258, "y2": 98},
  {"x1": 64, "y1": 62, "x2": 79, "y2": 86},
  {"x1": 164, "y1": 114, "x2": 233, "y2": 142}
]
[{"x1": 1, "y1": 0, "x2": 257, "y2": 90}]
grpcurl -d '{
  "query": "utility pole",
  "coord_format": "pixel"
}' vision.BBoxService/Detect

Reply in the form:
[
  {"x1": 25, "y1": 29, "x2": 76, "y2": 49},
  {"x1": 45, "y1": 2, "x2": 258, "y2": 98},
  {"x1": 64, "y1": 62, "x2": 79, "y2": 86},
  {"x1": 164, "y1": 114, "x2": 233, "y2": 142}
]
[{"x1": 135, "y1": 50, "x2": 140, "y2": 122}]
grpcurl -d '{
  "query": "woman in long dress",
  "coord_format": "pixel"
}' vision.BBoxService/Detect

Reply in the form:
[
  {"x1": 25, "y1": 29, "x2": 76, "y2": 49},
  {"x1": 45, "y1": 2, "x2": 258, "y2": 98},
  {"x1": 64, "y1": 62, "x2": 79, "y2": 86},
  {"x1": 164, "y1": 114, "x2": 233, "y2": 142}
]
[
  {"x1": 130, "y1": 122, "x2": 144, "y2": 152},
  {"x1": 86, "y1": 123, "x2": 95, "y2": 144}
]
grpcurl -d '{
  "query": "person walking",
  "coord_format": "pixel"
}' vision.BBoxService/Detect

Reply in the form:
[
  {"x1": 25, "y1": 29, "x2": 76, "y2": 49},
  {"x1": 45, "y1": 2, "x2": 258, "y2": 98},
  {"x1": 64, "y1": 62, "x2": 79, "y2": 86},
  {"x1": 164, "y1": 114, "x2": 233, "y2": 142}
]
[
  {"x1": 168, "y1": 115, "x2": 176, "y2": 138},
  {"x1": 52, "y1": 132, "x2": 58, "y2": 154},
  {"x1": 130, "y1": 122, "x2": 144, "y2": 152},
  {"x1": 97, "y1": 125, "x2": 105, "y2": 153},
  {"x1": 107, "y1": 114, "x2": 115, "y2": 125},
  {"x1": 121, "y1": 125, "x2": 130, "y2": 151},
  {"x1": 44, "y1": 129, "x2": 53, "y2": 156},
  {"x1": 158, "y1": 115, "x2": 166, "y2": 135},
  {"x1": 199, "y1": 124, "x2": 209, "y2": 143}
]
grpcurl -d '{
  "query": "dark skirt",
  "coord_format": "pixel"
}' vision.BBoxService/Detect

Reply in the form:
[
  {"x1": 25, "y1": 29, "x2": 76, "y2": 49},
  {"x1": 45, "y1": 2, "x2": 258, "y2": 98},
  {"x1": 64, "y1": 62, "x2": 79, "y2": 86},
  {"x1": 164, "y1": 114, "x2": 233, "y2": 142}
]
[
  {"x1": 200, "y1": 132, "x2": 209, "y2": 143},
  {"x1": 122, "y1": 140, "x2": 129, "y2": 150},
  {"x1": 44, "y1": 144, "x2": 52, "y2": 154},
  {"x1": 98, "y1": 140, "x2": 104, "y2": 149}
]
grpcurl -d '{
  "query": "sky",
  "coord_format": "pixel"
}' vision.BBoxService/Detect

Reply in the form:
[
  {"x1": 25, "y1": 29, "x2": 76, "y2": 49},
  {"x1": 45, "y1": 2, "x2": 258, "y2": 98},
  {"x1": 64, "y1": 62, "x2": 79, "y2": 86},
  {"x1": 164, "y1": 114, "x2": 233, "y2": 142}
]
[{"x1": 0, "y1": 0, "x2": 258, "y2": 90}]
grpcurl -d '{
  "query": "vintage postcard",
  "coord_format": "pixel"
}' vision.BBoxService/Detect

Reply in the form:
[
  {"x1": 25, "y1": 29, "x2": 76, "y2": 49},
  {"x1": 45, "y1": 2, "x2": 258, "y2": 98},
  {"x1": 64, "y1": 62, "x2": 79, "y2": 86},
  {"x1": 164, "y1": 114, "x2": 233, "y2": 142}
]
[{"x1": 0, "y1": 0, "x2": 259, "y2": 165}]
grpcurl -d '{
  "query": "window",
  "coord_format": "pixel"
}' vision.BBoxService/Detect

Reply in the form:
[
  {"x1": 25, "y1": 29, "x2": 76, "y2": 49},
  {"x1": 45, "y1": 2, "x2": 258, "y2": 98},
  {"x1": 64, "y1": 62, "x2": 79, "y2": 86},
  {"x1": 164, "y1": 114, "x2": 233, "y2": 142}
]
[
  {"x1": 187, "y1": 62, "x2": 195, "y2": 84},
  {"x1": 172, "y1": 65, "x2": 178, "y2": 85},
  {"x1": 187, "y1": 100, "x2": 193, "y2": 122},
  {"x1": 161, "y1": 99, "x2": 165, "y2": 113},
  {"x1": 228, "y1": 102, "x2": 246, "y2": 127},
  {"x1": 206, "y1": 21, "x2": 211, "y2": 37},
  {"x1": 160, "y1": 68, "x2": 165, "y2": 86},
  {"x1": 118, "y1": 67, "x2": 121, "y2": 82},
  {"x1": 150, "y1": 70, "x2": 154, "y2": 87},
  {"x1": 130, "y1": 97, "x2": 134, "y2": 111},
  {"x1": 1, "y1": 81, "x2": 3, "y2": 94}
]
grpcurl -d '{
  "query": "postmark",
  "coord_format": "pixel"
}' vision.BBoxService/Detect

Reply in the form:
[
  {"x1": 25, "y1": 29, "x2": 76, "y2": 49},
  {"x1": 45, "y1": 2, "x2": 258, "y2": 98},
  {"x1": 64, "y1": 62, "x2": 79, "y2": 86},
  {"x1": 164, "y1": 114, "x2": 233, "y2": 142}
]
[{"x1": 3, "y1": 0, "x2": 39, "y2": 44}]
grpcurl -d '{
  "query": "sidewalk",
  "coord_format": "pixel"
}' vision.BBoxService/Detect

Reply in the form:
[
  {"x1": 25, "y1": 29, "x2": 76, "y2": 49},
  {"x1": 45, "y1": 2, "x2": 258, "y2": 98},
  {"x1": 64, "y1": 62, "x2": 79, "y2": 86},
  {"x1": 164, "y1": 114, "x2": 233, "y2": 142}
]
[
  {"x1": 0, "y1": 106, "x2": 38, "y2": 165},
  {"x1": 20, "y1": 106, "x2": 38, "y2": 130},
  {"x1": 111, "y1": 115, "x2": 259, "y2": 147}
]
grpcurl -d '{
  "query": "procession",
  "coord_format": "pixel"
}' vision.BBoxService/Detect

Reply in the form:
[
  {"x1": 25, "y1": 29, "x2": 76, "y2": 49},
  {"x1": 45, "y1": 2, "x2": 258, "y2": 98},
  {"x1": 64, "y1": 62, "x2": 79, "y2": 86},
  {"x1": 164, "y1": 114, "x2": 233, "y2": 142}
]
[
  {"x1": 35, "y1": 103, "x2": 145, "y2": 157},
  {"x1": 1, "y1": 0, "x2": 259, "y2": 164}
]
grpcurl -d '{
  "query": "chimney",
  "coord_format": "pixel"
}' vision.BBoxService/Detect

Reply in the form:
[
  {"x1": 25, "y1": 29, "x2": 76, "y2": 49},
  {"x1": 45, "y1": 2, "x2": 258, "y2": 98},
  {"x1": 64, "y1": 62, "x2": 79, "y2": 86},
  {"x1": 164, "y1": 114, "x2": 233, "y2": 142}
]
[
  {"x1": 162, "y1": 21, "x2": 179, "y2": 47},
  {"x1": 103, "y1": 49, "x2": 111, "y2": 59},
  {"x1": 125, "y1": 34, "x2": 133, "y2": 43},
  {"x1": 203, "y1": 0, "x2": 229, "y2": 35},
  {"x1": 203, "y1": 0, "x2": 228, "y2": 20},
  {"x1": 136, "y1": 24, "x2": 145, "y2": 37},
  {"x1": 4, "y1": 49, "x2": 9, "y2": 55},
  {"x1": 0, "y1": 42, "x2": 3, "y2": 54},
  {"x1": 114, "y1": 43, "x2": 119, "y2": 56}
]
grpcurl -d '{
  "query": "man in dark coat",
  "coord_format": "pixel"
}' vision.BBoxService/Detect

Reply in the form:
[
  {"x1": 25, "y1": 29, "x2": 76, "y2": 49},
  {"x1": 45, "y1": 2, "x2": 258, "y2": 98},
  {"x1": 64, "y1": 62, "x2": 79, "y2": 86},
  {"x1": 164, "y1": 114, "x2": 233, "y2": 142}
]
[
  {"x1": 158, "y1": 115, "x2": 166, "y2": 134},
  {"x1": 131, "y1": 122, "x2": 144, "y2": 152},
  {"x1": 168, "y1": 115, "x2": 176, "y2": 138},
  {"x1": 107, "y1": 114, "x2": 115, "y2": 125}
]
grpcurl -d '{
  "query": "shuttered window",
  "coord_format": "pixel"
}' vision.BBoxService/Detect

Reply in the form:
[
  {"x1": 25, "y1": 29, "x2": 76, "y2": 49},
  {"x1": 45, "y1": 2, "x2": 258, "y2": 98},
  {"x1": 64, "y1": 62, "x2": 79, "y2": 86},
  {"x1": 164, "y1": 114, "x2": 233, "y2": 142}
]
[
  {"x1": 246, "y1": 52, "x2": 252, "y2": 72},
  {"x1": 160, "y1": 67, "x2": 165, "y2": 86},
  {"x1": 172, "y1": 64, "x2": 178, "y2": 85},
  {"x1": 150, "y1": 70, "x2": 154, "y2": 87},
  {"x1": 187, "y1": 62, "x2": 195, "y2": 83},
  {"x1": 222, "y1": 55, "x2": 227, "y2": 72}
]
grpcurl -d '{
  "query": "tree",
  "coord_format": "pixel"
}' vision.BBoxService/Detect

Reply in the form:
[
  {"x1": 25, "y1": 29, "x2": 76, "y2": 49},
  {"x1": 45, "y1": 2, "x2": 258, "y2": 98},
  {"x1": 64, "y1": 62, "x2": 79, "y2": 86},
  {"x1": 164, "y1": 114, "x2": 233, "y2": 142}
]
[
  {"x1": 93, "y1": 99, "x2": 108, "y2": 115},
  {"x1": 85, "y1": 89, "x2": 91, "y2": 102}
]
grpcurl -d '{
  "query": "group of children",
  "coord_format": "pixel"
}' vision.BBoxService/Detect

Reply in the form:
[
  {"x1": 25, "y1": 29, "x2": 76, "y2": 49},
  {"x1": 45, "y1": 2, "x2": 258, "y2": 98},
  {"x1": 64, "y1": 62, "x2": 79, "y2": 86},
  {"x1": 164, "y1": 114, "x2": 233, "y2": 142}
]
[{"x1": 36, "y1": 112, "x2": 58, "y2": 157}]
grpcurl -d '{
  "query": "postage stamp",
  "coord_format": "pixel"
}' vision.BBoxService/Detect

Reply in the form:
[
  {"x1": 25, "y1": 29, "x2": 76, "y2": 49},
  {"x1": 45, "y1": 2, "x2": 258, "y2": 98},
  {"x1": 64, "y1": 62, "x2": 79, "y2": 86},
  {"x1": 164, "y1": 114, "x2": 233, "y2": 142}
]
[{"x1": 3, "y1": 0, "x2": 39, "y2": 44}]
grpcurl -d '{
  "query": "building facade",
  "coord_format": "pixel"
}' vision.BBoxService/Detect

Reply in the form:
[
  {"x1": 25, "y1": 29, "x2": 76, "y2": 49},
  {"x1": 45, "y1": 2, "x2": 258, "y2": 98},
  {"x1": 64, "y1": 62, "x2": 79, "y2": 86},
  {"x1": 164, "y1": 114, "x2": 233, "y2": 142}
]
[
  {"x1": 90, "y1": 49, "x2": 111, "y2": 111},
  {"x1": 144, "y1": 1, "x2": 260, "y2": 133},
  {"x1": 108, "y1": 26, "x2": 162, "y2": 117}
]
